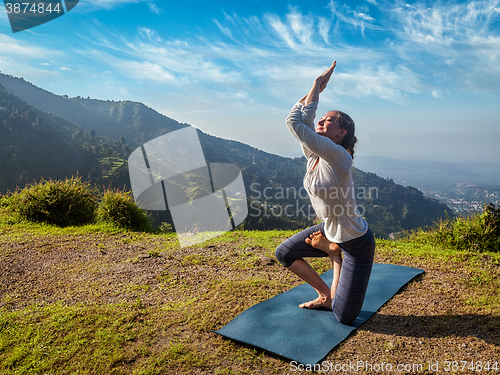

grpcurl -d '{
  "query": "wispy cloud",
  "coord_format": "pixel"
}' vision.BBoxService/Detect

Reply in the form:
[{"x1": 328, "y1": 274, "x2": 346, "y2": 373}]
[
  {"x1": 147, "y1": 2, "x2": 162, "y2": 15},
  {"x1": 335, "y1": 64, "x2": 422, "y2": 102},
  {"x1": 328, "y1": 0, "x2": 380, "y2": 34},
  {"x1": 213, "y1": 19, "x2": 233, "y2": 40},
  {"x1": 387, "y1": 0, "x2": 500, "y2": 92},
  {"x1": 74, "y1": 5, "x2": 425, "y2": 105},
  {"x1": 431, "y1": 89, "x2": 443, "y2": 98},
  {"x1": 76, "y1": 0, "x2": 160, "y2": 12},
  {"x1": 217, "y1": 91, "x2": 251, "y2": 101},
  {"x1": 0, "y1": 34, "x2": 61, "y2": 58},
  {"x1": 138, "y1": 27, "x2": 162, "y2": 42},
  {"x1": 391, "y1": 0, "x2": 500, "y2": 45},
  {"x1": 77, "y1": 0, "x2": 142, "y2": 11},
  {"x1": 31, "y1": 0, "x2": 499, "y2": 108}
]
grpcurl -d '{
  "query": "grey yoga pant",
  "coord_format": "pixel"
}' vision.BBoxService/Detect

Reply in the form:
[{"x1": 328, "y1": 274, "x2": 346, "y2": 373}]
[{"x1": 275, "y1": 223, "x2": 375, "y2": 325}]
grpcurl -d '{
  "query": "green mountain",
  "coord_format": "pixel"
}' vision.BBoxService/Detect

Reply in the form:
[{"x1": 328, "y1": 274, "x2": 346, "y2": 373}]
[
  {"x1": 0, "y1": 73, "x2": 185, "y2": 148},
  {"x1": 0, "y1": 81, "x2": 139, "y2": 193},
  {"x1": 0, "y1": 83, "x2": 93, "y2": 192},
  {"x1": 0, "y1": 72, "x2": 452, "y2": 237}
]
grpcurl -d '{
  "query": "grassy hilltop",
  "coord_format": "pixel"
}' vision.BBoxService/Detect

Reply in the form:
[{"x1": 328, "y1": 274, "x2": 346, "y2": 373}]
[{"x1": 0, "y1": 183, "x2": 499, "y2": 374}]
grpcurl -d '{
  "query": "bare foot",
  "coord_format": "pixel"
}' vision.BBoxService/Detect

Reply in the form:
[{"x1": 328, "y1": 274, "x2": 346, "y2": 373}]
[
  {"x1": 306, "y1": 231, "x2": 338, "y2": 255},
  {"x1": 299, "y1": 294, "x2": 332, "y2": 310}
]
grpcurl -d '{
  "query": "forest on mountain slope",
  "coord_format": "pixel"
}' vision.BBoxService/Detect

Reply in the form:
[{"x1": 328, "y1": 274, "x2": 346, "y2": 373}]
[{"x1": 0, "y1": 73, "x2": 452, "y2": 237}]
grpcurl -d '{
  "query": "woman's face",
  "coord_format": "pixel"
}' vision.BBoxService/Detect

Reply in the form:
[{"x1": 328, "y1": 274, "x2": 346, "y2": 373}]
[{"x1": 316, "y1": 111, "x2": 347, "y2": 144}]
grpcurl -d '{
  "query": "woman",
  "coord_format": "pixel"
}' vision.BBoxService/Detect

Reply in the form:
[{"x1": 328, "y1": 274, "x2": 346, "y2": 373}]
[{"x1": 275, "y1": 61, "x2": 376, "y2": 325}]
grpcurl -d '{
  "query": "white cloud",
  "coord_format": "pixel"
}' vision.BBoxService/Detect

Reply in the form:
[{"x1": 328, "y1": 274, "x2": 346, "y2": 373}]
[
  {"x1": 334, "y1": 65, "x2": 422, "y2": 102},
  {"x1": 72, "y1": 1, "x2": 500, "y2": 109},
  {"x1": 138, "y1": 27, "x2": 162, "y2": 42},
  {"x1": 123, "y1": 61, "x2": 176, "y2": 83},
  {"x1": 328, "y1": 0, "x2": 379, "y2": 34},
  {"x1": 0, "y1": 56, "x2": 59, "y2": 82},
  {"x1": 74, "y1": 4, "x2": 428, "y2": 107},
  {"x1": 3, "y1": 0, "x2": 492, "y2": 163},
  {"x1": 77, "y1": 49, "x2": 178, "y2": 84},
  {"x1": 354, "y1": 11, "x2": 375, "y2": 21},
  {"x1": 0, "y1": 34, "x2": 61, "y2": 58},
  {"x1": 267, "y1": 14, "x2": 298, "y2": 50},
  {"x1": 388, "y1": 0, "x2": 500, "y2": 91},
  {"x1": 213, "y1": 19, "x2": 233, "y2": 40},
  {"x1": 317, "y1": 17, "x2": 331, "y2": 44},
  {"x1": 0, "y1": 34, "x2": 65, "y2": 82},
  {"x1": 431, "y1": 90, "x2": 442, "y2": 98},
  {"x1": 287, "y1": 8, "x2": 315, "y2": 47},
  {"x1": 217, "y1": 91, "x2": 251, "y2": 101},
  {"x1": 73, "y1": 0, "x2": 162, "y2": 13},
  {"x1": 148, "y1": 2, "x2": 162, "y2": 15},
  {"x1": 77, "y1": 0, "x2": 144, "y2": 11}
]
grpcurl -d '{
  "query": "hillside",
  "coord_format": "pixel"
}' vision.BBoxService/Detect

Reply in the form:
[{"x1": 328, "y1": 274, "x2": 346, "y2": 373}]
[
  {"x1": 0, "y1": 74, "x2": 186, "y2": 147},
  {"x1": 0, "y1": 72, "x2": 452, "y2": 237},
  {"x1": 0, "y1": 83, "x2": 94, "y2": 192},
  {"x1": 0, "y1": 83, "x2": 135, "y2": 193}
]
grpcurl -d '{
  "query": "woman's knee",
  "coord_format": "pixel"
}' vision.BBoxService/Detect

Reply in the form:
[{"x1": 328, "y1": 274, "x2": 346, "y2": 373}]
[
  {"x1": 332, "y1": 301, "x2": 361, "y2": 325},
  {"x1": 334, "y1": 309, "x2": 358, "y2": 325},
  {"x1": 275, "y1": 244, "x2": 291, "y2": 267}
]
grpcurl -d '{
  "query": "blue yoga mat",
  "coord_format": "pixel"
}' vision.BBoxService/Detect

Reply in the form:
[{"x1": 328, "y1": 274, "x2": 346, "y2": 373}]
[{"x1": 214, "y1": 263, "x2": 424, "y2": 365}]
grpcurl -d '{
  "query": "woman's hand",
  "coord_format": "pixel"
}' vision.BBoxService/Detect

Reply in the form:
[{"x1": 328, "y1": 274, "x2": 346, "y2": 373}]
[
  {"x1": 317, "y1": 61, "x2": 336, "y2": 93},
  {"x1": 304, "y1": 60, "x2": 336, "y2": 105}
]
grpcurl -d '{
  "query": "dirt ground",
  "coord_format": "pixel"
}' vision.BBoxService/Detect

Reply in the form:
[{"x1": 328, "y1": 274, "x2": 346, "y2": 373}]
[{"x1": 1, "y1": 230, "x2": 499, "y2": 374}]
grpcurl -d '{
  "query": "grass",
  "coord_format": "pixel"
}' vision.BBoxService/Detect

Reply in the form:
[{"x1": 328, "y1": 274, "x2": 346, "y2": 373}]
[
  {"x1": 0, "y1": 302, "x2": 146, "y2": 374},
  {"x1": 375, "y1": 236, "x2": 500, "y2": 312},
  {"x1": 0, "y1": 207, "x2": 499, "y2": 374}
]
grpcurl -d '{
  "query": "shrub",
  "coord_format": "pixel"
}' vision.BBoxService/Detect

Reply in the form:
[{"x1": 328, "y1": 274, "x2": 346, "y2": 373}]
[
  {"x1": 157, "y1": 222, "x2": 174, "y2": 233},
  {"x1": 424, "y1": 203, "x2": 500, "y2": 252},
  {"x1": 9, "y1": 177, "x2": 97, "y2": 226},
  {"x1": 0, "y1": 193, "x2": 11, "y2": 207},
  {"x1": 97, "y1": 189, "x2": 152, "y2": 232}
]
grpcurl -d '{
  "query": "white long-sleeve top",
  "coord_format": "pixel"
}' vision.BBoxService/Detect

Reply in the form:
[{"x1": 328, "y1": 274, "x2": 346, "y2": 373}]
[{"x1": 286, "y1": 101, "x2": 368, "y2": 243}]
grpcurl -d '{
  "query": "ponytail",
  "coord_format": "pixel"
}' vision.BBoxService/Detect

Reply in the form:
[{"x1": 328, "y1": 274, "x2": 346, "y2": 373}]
[{"x1": 332, "y1": 111, "x2": 357, "y2": 159}]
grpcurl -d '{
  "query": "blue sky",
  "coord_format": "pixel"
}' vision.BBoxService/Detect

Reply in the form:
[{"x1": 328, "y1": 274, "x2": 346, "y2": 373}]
[{"x1": 1, "y1": 0, "x2": 499, "y2": 167}]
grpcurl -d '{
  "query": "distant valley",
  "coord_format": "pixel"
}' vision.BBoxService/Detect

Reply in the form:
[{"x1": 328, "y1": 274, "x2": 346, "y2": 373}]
[{"x1": 355, "y1": 156, "x2": 500, "y2": 215}]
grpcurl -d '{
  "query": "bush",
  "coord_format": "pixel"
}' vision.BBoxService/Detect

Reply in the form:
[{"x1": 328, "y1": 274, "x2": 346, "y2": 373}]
[
  {"x1": 0, "y1": 193, "x2": 11, "y2": 207},
  {"x1": 9, "y1": 177, "x2": 97, "y2": 226},
  {"x1": 97, "y1": 189, "x2": 152, "y2": 232},
  {"x1": 424, "y1": 203, "x2": 500, "y2": 252}
]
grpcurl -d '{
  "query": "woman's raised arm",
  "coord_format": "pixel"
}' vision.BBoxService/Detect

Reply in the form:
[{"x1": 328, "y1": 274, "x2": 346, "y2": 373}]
[{"x1": 299, "y1": 61, "x2": 336, "y2": 106}]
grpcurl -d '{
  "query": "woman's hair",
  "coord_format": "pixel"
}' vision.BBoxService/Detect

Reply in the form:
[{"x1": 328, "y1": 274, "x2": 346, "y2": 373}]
[{"x1": 331, "y1": 110, "x2": 357, "y2": 158}]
